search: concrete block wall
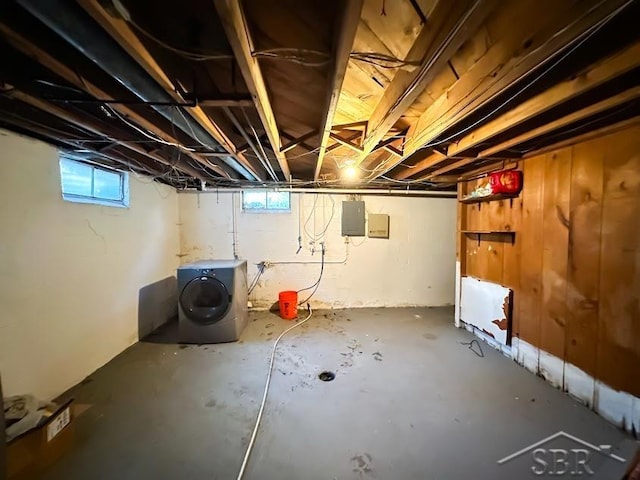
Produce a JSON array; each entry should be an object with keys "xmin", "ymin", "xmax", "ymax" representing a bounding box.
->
[{"xmin": 178, "ymin": 191, "xmax": 457, "ymax": 309}]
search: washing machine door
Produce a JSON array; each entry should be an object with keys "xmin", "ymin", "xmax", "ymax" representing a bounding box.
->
[{"xmin": 180, "ymin": 276, "xmax": 231, "ymax": 325}]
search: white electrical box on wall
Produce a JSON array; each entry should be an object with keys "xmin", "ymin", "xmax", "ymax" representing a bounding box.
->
[{"xmin": 368, "ymin": 213, "xmax": 390, "ymax": 238}]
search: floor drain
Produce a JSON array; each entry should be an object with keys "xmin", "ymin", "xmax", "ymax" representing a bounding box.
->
[{"xmin": 318, "ymin": 371, "xmax": 336, "ymax": 382}]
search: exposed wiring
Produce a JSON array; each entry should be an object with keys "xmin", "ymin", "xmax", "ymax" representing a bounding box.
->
[
  {"xmin": 114, "ymin": 1, "xmax": 329, "ymax": 68},
  {"xmin": 241, "ymin": 107, "xmax": 279, "ymax": 181},
  {"xmin": 244, "ymin": 145, "xmax": 323, "ymax": 161},
  {"xmin": 252, "ymin": 48, "xmax": 331, "ymax": 67},
  {"xmin": 348, "ymin": 236, "xmax": 367, "ymax": 247},
  {"xmin": 303, "ymin": 194, "xmax": 335, "ymax": 243},
  {"xmin": 236, "ymin": 305, "xmax": 313, "ymax": 480},
  {"xmin": 350, "ymin": 52, "xmax": 420, "ymax": 69},
  {"xmin": 171, "ymin": 106, "xmax": 214, "ymax": 150},
  {"xmin": 33, "ymin": 79, "xmax": 86, "ymax": 95},
  {"xmin": 296, "ymin": 244, "xmax": 326, "ymax": 305},
  {"xmin": 170, "ymin": 106, "xmax": 235, "ymax": 180},
  {"xmin": 379, "ymin": 175, "xmax": 436, "ymax": 185},
  {"xmin": 106, "ymin": 105, "xmax": 196, "ymax": 152},
  {"xmin": 132, "ymin": 21, "xmax": 233, "ymax": 61},
  {"xmin": 109, "ymin": 0, "xmax": 233, "ymax": 62}
]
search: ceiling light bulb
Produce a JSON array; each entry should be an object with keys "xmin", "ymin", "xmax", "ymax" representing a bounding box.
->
[{"xmin": 343, "ymin": 165, "xmax": 358, "ymax": 181}]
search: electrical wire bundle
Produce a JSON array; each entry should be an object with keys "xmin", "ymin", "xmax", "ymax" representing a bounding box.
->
[
  {"xmin": 349, "ymin": 51, "xmax": 421, "ymax": 69},
  {"xmin": 303, "ymin": 194, "xmax": 335, "ymax": 244},
  {"xmin": 252, "ymin": 48, "xmax": 330, "ymax": 67}
]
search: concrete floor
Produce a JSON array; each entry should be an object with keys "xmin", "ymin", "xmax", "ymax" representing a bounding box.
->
[{"xmin": 42, "ymin": 307, "xmax": 634, "ymax": 480}]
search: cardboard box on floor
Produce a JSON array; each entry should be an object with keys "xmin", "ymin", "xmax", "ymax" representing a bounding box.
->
[
  {"xmin": 624, "ymin": 446, "xmax": 640, "ymax": 480},
  {"xmin": 6, "ymin": 399, "xmax": 75, "ymax": 480}
]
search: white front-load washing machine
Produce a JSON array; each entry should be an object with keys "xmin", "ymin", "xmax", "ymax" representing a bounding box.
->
[{"xmin": 177, "ymin": 259, "xmax": 248, "ymax": 343}]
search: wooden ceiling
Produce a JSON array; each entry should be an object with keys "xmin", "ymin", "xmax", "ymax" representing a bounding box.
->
[{"xmin": 1, "ymin": 0, "xmax": 639, "ymax": 190}]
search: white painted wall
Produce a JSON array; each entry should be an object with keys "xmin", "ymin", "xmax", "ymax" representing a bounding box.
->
[
  {"xmin": 178, "ymin": 191, "xmax": 457, "ymax": 309},
  {"xmin": 0, "ymin": 130, "xmax": 179, "ymax": 400}
]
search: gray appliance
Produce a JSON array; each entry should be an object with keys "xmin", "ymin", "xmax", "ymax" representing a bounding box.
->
[{"xmin": 177, "ymin": 259, "xmax": 248, "ymax": 343}]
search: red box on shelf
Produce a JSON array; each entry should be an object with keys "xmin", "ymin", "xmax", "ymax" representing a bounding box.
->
[{"xmin": 489, "ymin": 170, "xmax": 523, "ymax": 195}]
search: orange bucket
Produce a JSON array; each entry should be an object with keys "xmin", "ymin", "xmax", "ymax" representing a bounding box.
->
[{"xmin": 278, "ymin": 291, "xmax": 298, "ymax": 320}]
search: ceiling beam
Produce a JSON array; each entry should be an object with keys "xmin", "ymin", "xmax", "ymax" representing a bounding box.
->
[
  {"xmin": 355, "ymin": 0, "xmax": 498, "ymax": 166},
  {"xmin": 7, "ymin": 88, "xmax": 212, "ymax": 181},
  {"xmin": 0, "ymin": 22, "xmax": 232, "ymax": 179},
  {"xmin": 449, "ymin": 42, "xmax": 640, "ymax": 157},
  {"xmin": 214, "ymin": 0, "xmax": 291, "ymax": 181},
  {"xmin": 522, "ymin": 115, "xmax": 640, "ymax": 159},
  {"xmin": 394, "ymin": 37, "xmax": 640, "ymax": 180},
  {"xmin": 313, "ymin": 0, "xmax": 364, "ymax": 180},
  {"xmin": 75, "ymin": 0, "xmax": 261, "ymax": 181},
  {"xmin": 402, "ymin": 0, "xmax": 634, "ymax": 159},
  {"xmin": 479, "ymin": 86, "xmax": 640, "ymax": 157}
]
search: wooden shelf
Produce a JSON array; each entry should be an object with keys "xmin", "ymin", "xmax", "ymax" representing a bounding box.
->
[
  {"xmin": 460, "ymin": 230, "xmax": 515, "ymax": 235},
  {"xmin": 460, "ymin": 230, "xmax": 516, "ymax": 245},
  {"xmin": 459, "ymin": 192, "xmax": 519, "ymax": 204}
]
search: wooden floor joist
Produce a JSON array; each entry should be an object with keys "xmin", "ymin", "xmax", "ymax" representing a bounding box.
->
[
  {"xmin": 399, "ymin": 40, "xmax": 640, "ymax": 180},
  {"xmin": 314, "ymin": 0, "xmax": 363, "ymax": 180},
  {"xmin": 355, "ymin": 0, "xmax": 498, "ymax": 166},
  {"xmin": 0, "ymin": 22, "xmax": 232, "ymax": 179},
  {"xmin": 213, "ymin": 0, "xmax": 291, "ymax": 181},
  {"xmin": 479, "ymin": 86, "xmax": 640, "ymax": 157},
  {"xmin": 522, "ymin": 115, "xmax": 640, "ymax": 159},
  {"xmin": 396, "ymin": 0, "xmax": 635, "ymax": 175},
  {"xmin": 77, "ymin": 0, "xmax": 262, "ymax": 181},
  {"xmin": 449, "ymin": 41, "xmax": 640, "ymax": 157},
  {"xmin": 8, "ymin": 88, "xmax": 212, "ymax": 181}
]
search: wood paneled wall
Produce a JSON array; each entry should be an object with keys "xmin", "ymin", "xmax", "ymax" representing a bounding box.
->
[{"xmin": 459, "ymin": 124, "xmax": 640, "ymax": 398}]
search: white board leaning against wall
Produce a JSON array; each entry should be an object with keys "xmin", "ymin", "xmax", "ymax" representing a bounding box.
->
[{"xmin": 460, "ymin": 276, "xmax": 512, "ymax": 346}]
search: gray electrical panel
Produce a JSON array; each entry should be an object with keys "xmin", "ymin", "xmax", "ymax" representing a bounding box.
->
[{"xmin": 342, "ymin": 201, "xmax": 366, "ymax": 236}]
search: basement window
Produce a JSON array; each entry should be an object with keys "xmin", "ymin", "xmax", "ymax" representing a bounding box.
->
[
  {"xmin": 59, "ymin": 157, "xmax": 129, "ymax": 208},
  {"xmin": 242, "ymin": 190, "xmax": 290, "ymax": 212}
]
